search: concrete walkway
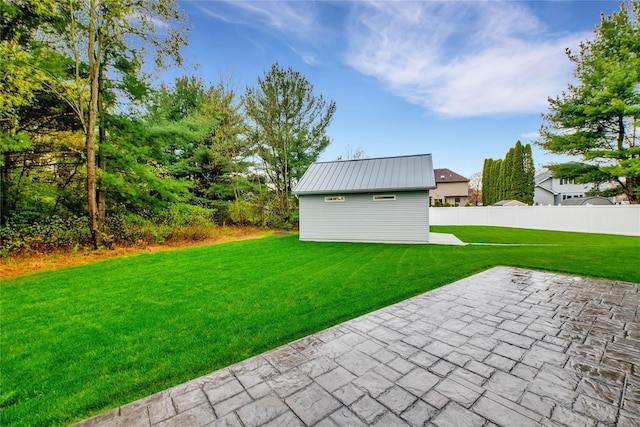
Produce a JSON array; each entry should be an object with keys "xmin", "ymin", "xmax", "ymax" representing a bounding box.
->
[
  {"xmin": 428, "ymin": 233, "xmax": 466, "ymax": 246},
  {"xmin": 75, "ymin": 267, "xmax": 639, "ymax": 427}
]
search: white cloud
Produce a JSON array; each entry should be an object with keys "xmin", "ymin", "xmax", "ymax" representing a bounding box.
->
[
  {"xmin": 196, "ymin": 1, "xmax": 320, "ymax": 41},
  {"xmin": 196, "ymin": 1, "xmax": 323, "ymax": 65},
  {"xmin": 345, "ymin": 1, "xmax": 587, "ymax": 118},
  {"xmin": 521, "ymin": 131, "xmax": 540, "ymax": 139},
  {"xmin": 289, "ymin": 46, "xmax": 319, "ymax": 66}
]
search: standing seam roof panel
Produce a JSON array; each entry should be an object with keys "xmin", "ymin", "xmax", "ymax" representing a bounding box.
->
[
  {"xmin": 293, "ymin": 154, "xmax": 436, "ymax": 194},
  {"xmin": 357, "ymin": 160, "xmax": 373, "ymax": 190},
  {"xmin": 329, "ymin": 162, "xmax": 343, "ymax": 190},
  {"xmin": 347, "ymin": 163, "xmax": 362, "ymax": 189},
  {"xmin": 340, "ymin": 160, "xmax": 355, "ymax": 190},
  {"xmin": 401, "ymin": 157, "xmax": 409, "ymax": 188},
  {"xmin": 384, "ymin": 158, "xmax": 394, "ymax": 189},
  {"xmin": 323, "ymin": 162, "xmax": 340, "ymax": 191},
  {"xmin": 370, "ymin": 160, "xmax": 381, "ymax": 190},
  {"xmin": 415, "ymin": 156, "xmax": 423, "ymax": 187}
]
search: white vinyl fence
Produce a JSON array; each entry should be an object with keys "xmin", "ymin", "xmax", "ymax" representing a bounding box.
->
[{"xmin": 429, "ymin": 205, "xmax": 640, "ymax": 237}]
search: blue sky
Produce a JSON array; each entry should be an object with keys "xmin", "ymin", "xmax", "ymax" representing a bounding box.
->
[{"xmin": 168, "ymin": 0, "xmax": 622, "ymax": 178}]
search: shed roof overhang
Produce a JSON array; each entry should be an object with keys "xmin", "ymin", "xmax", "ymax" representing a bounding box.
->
[{"xmin": 293, "ymin": 154, "xmax": 436, "ymax": 195}]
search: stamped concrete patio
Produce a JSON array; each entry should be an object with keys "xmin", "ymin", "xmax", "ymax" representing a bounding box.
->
[{"xmin": 75, "ymin": 267, "xmax": 639, "ymax": 427}]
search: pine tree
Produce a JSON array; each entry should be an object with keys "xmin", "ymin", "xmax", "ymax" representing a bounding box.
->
[
  {"xmin": 493, "ymin": 159, "xmax": 503, "ymax": 204},
  {"xmin": 504, "ymin": 147, "xmax": 515, "ymax": 199},
  {"xmin": 510, "ymin": 141, "xmax": 526, "ymax": 201},
  {"xmin": 523, "ymin": 144, "xmax": 535, "ymax": 205},
  {"xmin": 538, "ymin": 3, "xmax": 640, "ymax": 203},
  {"xmin": 482, "ymin": 158, "xmax": 493, "ymax": 206}
]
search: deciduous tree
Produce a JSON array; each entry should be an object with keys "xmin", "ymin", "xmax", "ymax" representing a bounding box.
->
[
  {"xmin": 52, "ymin": 0, "xmax": 188, "ymax": 246},
  {"xmin": 243, "ymin": 63, "xmax": 336, "ymax": 224},
  {"xmin": 468, "ymin": 172, "xmax": 482, "ymax": 206}
]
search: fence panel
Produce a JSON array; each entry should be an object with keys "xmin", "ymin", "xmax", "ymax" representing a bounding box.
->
[{"xmin": 429, "ymin": 205, "xmax": 640, "ymax": 236}]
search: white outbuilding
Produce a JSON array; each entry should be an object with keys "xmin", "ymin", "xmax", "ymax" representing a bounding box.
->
[{"xmin": 293, "ymin": 154, "xmax": 436, "ymax": 243}]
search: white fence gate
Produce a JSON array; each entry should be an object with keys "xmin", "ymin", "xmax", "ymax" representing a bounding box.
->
[{"xmin": 429, "ymin": 205, "xmax": 640, "ymax": 237}]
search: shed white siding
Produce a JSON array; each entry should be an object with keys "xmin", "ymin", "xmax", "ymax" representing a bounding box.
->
[{"xmin": 298, "ymin": 192, "xmax": 429, "ymax": 243}]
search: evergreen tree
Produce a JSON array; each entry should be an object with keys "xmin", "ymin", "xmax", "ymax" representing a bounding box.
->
[
  {"xmin": 510, "ymin": 141, "xmax": 526, "ymax": 201},
  {"xmin": 492, "ymin": 159, "xmax": 503, "ymax": 204},
  {"xmin": 482, "ymin": 158, "xmax": 493, "ymax": 205},
  {"xmin": 538, "ymin": 3, "xmax": 640, "ymax": 203},
  {"xmin": 504, "ymin": 147, "xmax": 515, "ymax": 199},
  {"xmin": 143, "ymin": 76, "xmax": 256, "ymax": 223},
  {"xmin": 481, "ymin": 140, "xmax": 535, "ymax": 205},
  {"xmin": 523, "ymin": 143, "xmax": 535, "ymax": 205}
]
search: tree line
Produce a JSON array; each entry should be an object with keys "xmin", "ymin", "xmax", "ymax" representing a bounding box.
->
[
  {"xmin": 1, "ymin": 1, "xmax": 335, "ymax": 254},
  {"xmin": 482, "ymin": 141, "xmax": 535, "ymax": 206}
]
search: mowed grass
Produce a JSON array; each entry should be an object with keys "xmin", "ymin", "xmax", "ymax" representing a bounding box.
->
[{"xmin": 1, "ymin": 226, "xmax": 639, "ymax": 426}]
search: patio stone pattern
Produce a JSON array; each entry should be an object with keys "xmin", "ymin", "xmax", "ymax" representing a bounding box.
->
[{"xmin": 73, "ymin": 267, "xmax": 639, "ymax": 426}]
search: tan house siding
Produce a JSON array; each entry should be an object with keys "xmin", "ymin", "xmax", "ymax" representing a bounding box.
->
[
  {"xmin": 431, "ymin": 168, "xmax": 469, "ymax": 206},
  {"xmin": 430, "ymin": 181, "xmax": 469, "ymax": 206}
]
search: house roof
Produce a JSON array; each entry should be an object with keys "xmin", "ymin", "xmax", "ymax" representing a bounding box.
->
[
  {"xmin": 534, "ymin": 170, "xmax": 559, "ymax": 195},
  {"xmin": 535, "ymin": 170, "xmax": 552, "ymax": 184},
  {"xmin": 434, "ymin": 168, "xmax": 468, "ymax": 183},
  {"xmin": 293, "ymin": 154, "xmax": 436, "ymax": 195},
  {"xmin": 535, "ymin": 184, "xmax": 559, "ymax": 196},
  {"xmin": 493, "ymin": 200, "xmax": 527, "ymax": 206},
  {"xmin": 560, "ymin": 196, "xmax": 613, "ymax": 205}
]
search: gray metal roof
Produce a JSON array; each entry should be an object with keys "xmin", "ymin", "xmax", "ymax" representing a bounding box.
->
[{"xmin": 293, "ymin": 154, "xmax": 435, "ymax": 195}]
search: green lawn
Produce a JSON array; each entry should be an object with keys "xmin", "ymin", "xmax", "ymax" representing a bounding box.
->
[{"xmin": 1, "ymin": 226, "xmax": 639, "ymax": 426}]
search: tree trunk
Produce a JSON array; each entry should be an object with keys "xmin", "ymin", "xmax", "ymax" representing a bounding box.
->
[
  {"xmin": 86, "ymin": 0, "xmax": 100, "ymax": 249},
  {"xmin": 97, "ymin": 60, "xmax": 107, "ymax": 239},
  {"xmin": 617, "ymin": 114, "xmax": 625, "ymax": 151}
]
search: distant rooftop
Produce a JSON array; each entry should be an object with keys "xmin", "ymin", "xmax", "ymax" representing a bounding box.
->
[
  {"xmin": 434, "ymin": 168, "xmax": 468, "ymax": 183},
  {"xmin": 535, "ymin": 170, "xmax": 552, "ymax": 184},
  {"xmin": 560, "ymin": 196, "xmax": 613, "ymax": 205},
  {"xmin": 293, "ymin": 154, "xmax": 436, "ymax": 195},
  {"xmin": 493, "ymin": 200, "xmax": 527, "ymax": 206}
]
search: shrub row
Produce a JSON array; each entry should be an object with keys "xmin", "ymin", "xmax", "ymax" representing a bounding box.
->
[
  {"xmin": 0, "ymin": 216, "xmax": 91, "ymax": 256},
  {"xmin": 0, "ymin": 200, "xmax": 301, "ymax": 256},
  {"xmin": 0, "ymin": 206, "xmax": 220, "ymax": 256}
]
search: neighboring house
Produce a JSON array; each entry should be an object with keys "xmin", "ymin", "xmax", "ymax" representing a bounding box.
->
[
  {"xmin": 534, "ymin": 170, "xmax": 594, "ymax": 205},
  {"xmin": 431, "ymin": 168, "xmax": 469, "ymax": 206},
  {"xmin": 293, "ymin": 154, "xmax": 436, "ymax": 243},
  {"xmin": 493, "ymin": 200, "xmax": 527, "ymax": 206}
]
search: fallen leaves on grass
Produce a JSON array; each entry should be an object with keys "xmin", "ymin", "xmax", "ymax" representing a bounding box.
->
[{"xmin": 1, "ymin": 226, "xmax": 270, "ymax": 280}]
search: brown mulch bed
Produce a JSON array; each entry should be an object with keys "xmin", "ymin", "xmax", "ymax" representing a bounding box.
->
[{"xmin": 1, "ymin": 226, "xmax": 271, "ymax": 281}]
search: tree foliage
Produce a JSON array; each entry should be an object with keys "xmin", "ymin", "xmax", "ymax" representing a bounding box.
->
[
  {"xmin": 538, "ymin": 2, "xmax": 640, "ymax": 203},
  {"xmin": 467, "ymin": 172, "xmax": 482, "ymax": 206},
  {"xmin": 143, "ymin": 76, "xmax": 259, "ymax": 223},
  {"xmin": 72, "ymin": 0, "xmax": 188, "ymax": 246},
  {"xmin": 243, "ymin": 63, "xmax": 336, "ymax": 224},
  {"xmin": 1, "ymin": 0, "xmax": 190, "ymax": 246},
  {"xmin": 1, "ymin": 8, "xmax": 336, "ymax": 256},
  {"xmin": 482, "ymin": 141, "xmax": 534, "ymax": 205}
]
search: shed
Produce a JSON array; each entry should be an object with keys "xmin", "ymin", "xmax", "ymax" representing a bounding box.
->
[{"xmin": 293, "ymin": 154, "xmax": 436, "ymax": 243}]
